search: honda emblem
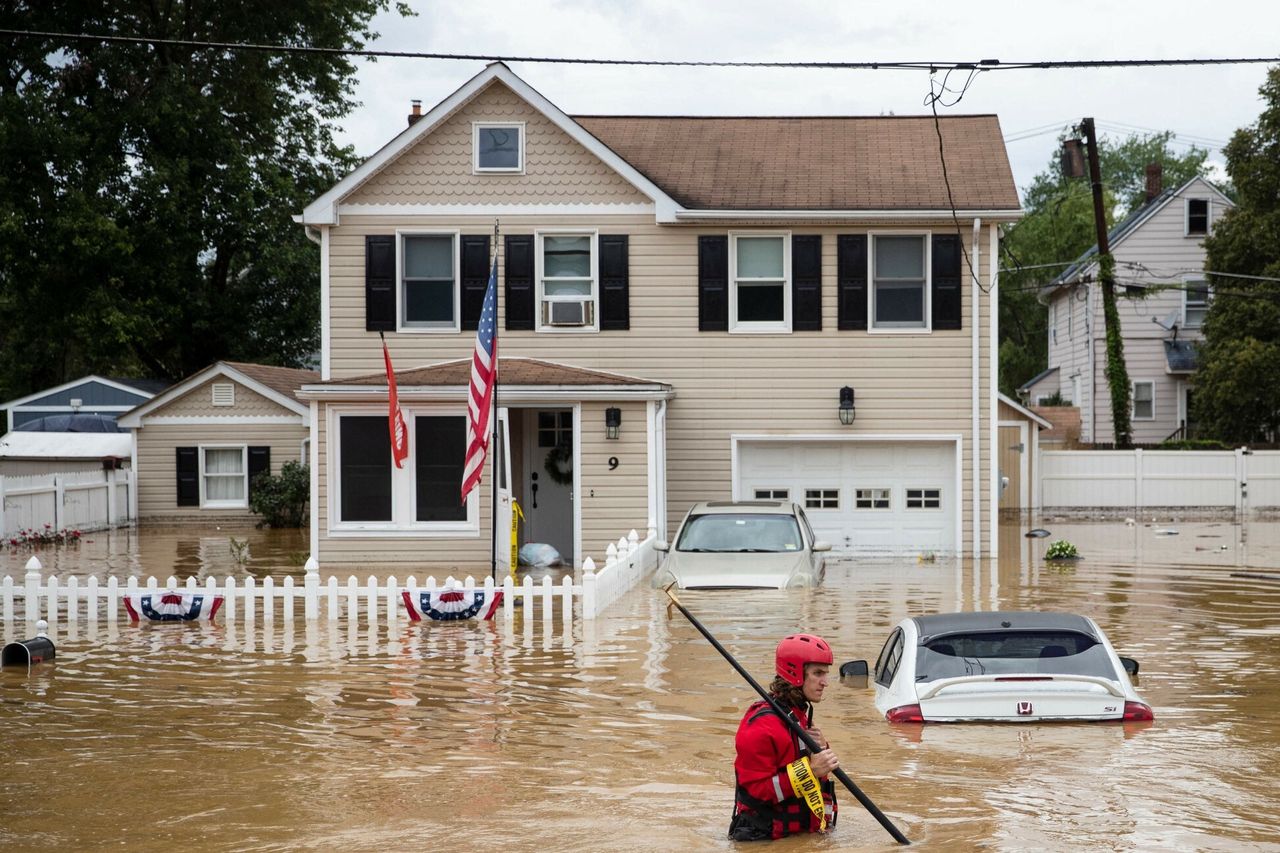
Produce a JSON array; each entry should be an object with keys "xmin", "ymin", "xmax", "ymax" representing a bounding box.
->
[{"xmin": 1016, "ymin": 701, "xmax": 1033, "ymax": 715}]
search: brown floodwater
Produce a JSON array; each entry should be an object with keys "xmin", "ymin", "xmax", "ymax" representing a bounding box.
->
[{"xmin": 2, "ymin": 520, "xmax": 1279, "ymax": 851}]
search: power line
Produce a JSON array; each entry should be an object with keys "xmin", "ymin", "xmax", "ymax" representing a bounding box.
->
[{"xmin": 3, "ymin": 29, "xmax": 1280, "ymax": 70}]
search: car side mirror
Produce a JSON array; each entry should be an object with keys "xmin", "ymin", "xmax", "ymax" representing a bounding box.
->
[
  {"xmin": 1119, "ymin": 656, "xmax": 1140, "ymax": 678},
  {"xmin": 840, "ymin": 660, "xmax": 868, "ymax": 677},
  {"xmin": 812, "ymin": 540, "xmax": 833, "ymax": 552},
  {"xmin": 654, "ymin": 540, "xmax": 669, "ymax": 552}
]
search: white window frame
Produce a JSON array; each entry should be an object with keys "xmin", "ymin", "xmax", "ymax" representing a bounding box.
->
[
  {"xmin": 328, "ymin": 406, "xmax": 479, "ymax": 536},
  {"xmin": 868, "ymin": 231, "xmax": 932, "ymax": 334},
  {"xmin": 804, "ymin": 488, "xmax": 840, "ymax": 510},
  {"xmin": 753, "ymin": 488, "xmax": 790, "ymax": 501},
  {"xmin": 396, "ymin": 229, "xmax": 460, "ymax": 333},
  {"xmin": 1182, "ymin": 277, "xmax": 1211, "ymax": 329},
  {"xmin": 1185, "ymin": 198, "xmax": 1210, "ymax": 237},
  {"xmin": 854, "ymin": 487, "xmax": 892, "ymax": 510},
  {"xmin": 472, "ymin": 121, "xmax": 525, "ymax": 174},
  {"xmin": 211, "ymin": 383, "xmax": 235, "ymax": 407},
  {"xmin": 904, "ymin": 487, "xmax": 943, "ymax": 511},
  {"xmin": 1132, "ymin": 380, "xmax": 1156, "ymax": 421},
  {"xmin": 729, "ymin": 231, "xmax": 792, "ymax": 334},
  {"xmin": 535, "ymin": 229, "xmax": 599, "ymax": 333},
  {"xmin": 199, "ymin": 444, "xmax": 248, "ymax": 509}
]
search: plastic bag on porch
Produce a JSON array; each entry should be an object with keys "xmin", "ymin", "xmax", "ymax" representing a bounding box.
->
[{"xmin": 519, "ymin": 543, "xmax": 564, "ymax": 568}]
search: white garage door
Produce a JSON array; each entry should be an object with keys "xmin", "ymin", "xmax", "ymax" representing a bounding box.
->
[{"xmin": 738, "ymin": 440, "xmax": 956, "ymax": 555}]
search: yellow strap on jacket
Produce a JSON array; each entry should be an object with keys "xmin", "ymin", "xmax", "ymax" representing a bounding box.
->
[{"xmin": 785, "ymin": 755, "xmax": 827, "ymax": 832}]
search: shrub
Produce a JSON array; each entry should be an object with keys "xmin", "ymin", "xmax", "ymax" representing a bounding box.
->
[
  {"xmin": 6, "ymin": 524, "xmax": 82, "ymax": 549},
  {"xmin": 1036, "ymin": 391, "xmax": 1070, "ymax": 407},
  {"xmin": 248, "ymin": 461, "xmax": 310, "ymax": 528},
  {"xmin": 1045, "ymin": 539, "xmax": 1080, "ymax": 560}
]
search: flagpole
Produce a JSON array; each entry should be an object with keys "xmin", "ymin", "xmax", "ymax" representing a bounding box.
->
[{"xmin": 490, "ymin": 219, "xmax": 501, "ymax": 583}]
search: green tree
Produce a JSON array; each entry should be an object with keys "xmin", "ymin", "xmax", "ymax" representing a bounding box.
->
[
  {"xmin": 0, "ymin": 2, "xmax": 407, "ymax": 401},
  {"xmin": 1195, "ymin": 67, "xmax": 1280, "ymax": 442},
  {"xmin": 999, "ymin": 131, "xmax": 1214, "ymax": 399}
]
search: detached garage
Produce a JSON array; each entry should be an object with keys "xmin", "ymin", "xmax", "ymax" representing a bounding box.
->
[{"xmin": 733, "ymin": 436, "xmax": 961, "ymax": 555}]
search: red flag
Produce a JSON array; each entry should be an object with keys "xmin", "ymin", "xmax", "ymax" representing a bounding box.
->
[{"xmin": 383, "ymin": 337, "xmax": 409, "ymax": 468}]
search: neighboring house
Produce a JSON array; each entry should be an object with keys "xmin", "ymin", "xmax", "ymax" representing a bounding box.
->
[
  {"xmin": 1, "ymin": 375, "xmax": 169, "ymax": 433},
  {"xmin": 295, "ymin": 62, "xmax": 1021, "ymax": 567},
  {"xmin": 0, "ymin": 431, "xmax": 132, "ymax": 477},
  {"xmin": 117, "ymin": 362, "xmax": 317, "ymax": 520},
  {"xmin": 1025, "ymin": 173, "xmax": 1233, "ymax": 445}
]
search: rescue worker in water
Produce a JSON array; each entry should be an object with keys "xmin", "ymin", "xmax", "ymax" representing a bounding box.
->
[{"xmin": 729, "ymin": 633, "xmax": 839, "ymax": 841}]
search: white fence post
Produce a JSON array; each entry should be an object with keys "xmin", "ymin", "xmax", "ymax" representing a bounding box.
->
[
  {"xmin": 582, "ymin": 557, "xmax": 597, "ymax": 620},
  {"xmin": 304, "ymin": 557, "xmax": 320, "ymax": 620},
  {"xmin": 106, "ymin": 468, "xmax": 118, "ymax": 525},
  {"xmin": 106, "ymin": 576, "xmax": 119, "ymax": 623},
  {"xmin": 24, "ymin": 555, "xmax": 42, "ymax": 624},
  {"xmin": 1134, "ymin": 448, "xmax": 1144, "ymax": 510},
  {"xmin": 53, "ymin": 475, "xmax": 63, "ymax": 531},
  {"xmin": 1236, "ymin": 446, "xmax": 1247, "ymax": 516},
  {"xmin": 66, "ymin": 576, "xmax": 79, "ymax": 623}
]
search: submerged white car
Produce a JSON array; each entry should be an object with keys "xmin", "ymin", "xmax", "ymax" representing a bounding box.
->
[
  {"xmin": 651, "ymin": 501, "xmax": 831, "ymax": 590},
  {"xmin": 846, "ymin": 611, "xmax": 1154, "ymax": 723}
]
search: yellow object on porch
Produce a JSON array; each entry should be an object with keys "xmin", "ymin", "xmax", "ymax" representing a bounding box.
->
[{"xmin": 510, "ymin": 499, "xmax": 525, "ymax": 581}]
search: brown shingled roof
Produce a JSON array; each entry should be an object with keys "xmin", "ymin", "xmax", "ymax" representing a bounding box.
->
[
  {"xmin": 573, "ymin": 115, "xmax": 1020, "ymax": 211},
  {"xmin": 313, "ymin": 358, "xmax": 668, "ymax": 388},
  {"xmin": 226, "ymin": 362, "xmax": 319, "ymax": 402}
]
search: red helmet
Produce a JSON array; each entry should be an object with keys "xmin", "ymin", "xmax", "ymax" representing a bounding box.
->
[{"xmin": 775, "ymin": 633, "xmax": 833, "ymax": 686}]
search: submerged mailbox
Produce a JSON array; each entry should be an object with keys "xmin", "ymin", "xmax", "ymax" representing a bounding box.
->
[{"xmin": 2, "ymin": 621, "xmax": 56, "ymax": 669}]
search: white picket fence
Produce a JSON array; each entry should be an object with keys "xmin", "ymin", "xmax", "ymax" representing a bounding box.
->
[
  {"xmin": 1040, "ymin": 448, "xmax": 1280, "ymax": 511},
  {"xmin": 1, "ymin": 527, "xmax": 659, "ymax": 631},
  {"xmin": 1, "ymin": 469, "xmax": 133, "ymax": 538}
]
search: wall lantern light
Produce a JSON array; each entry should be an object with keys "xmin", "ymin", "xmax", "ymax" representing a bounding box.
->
[
  {"xmin": 605, "ymin": 407, "xmax": 622, "ymax": 440},
  {"xmin": 838, "ymin": 386, "xmax": 856, "ymax": 425}
]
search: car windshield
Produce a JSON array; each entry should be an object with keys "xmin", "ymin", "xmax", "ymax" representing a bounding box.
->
[
  {"xmin": 913, "ymin": 630, "xmax": 1119, "ymax": 682},
  {"xmin": 675, "ymin": 513, "xmax": 803, "ymax": 553}
]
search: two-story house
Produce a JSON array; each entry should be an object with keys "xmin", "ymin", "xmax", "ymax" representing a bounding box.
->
[
  {"xmin": 1024, "ymin": 171, "xmax": 1233, "ymax": 445},
  {"xmin": 294, "ymin": 63, "xmax": 1021, "ymax": 569}
]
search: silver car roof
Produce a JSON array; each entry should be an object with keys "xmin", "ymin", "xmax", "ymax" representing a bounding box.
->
[
  {"xmin": 692, "ymin": 501, "xmax": 794, "ymax": 514},
  {"xmin": 911, "ymin": 611, "xmax": 1100, "ymax": 643}
]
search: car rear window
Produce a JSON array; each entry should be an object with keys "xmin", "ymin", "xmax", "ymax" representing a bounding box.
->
[
  {"xmin": 675, "ymin": 513, "xmax": 803, "ymax": 553},
  {"xmin": 914, "ymin": 630, "xmax": 1118, "ymax": 682}
]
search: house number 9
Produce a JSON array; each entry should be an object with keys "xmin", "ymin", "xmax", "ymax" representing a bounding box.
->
[{"xmin": 608, "ymin": 457, "xmax": 619, "ymax": 470}]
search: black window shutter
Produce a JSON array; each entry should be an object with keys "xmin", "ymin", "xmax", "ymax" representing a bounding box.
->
[
  {"xmin": 792, "ymin": 235, "xmax": 822, "ymax": 331},
  {"xmin": 248, "ymin": 446, "xmax": 271, "ymax": 499},
  {"xmin": 176, "ymin": 447, "xmax": 199, "ymax": 507},
  {"xmin": 504, "ymin": 235, "xmax": 535, "ymax": 330},
  {"xmin": 837, "ymin": 235, "xmax": 868, "ymax": 330},
  {"xmin": 365, "ymin": 235, "xmax": 396, "ymax": 332},
  {"xmin": 599, "ymin": 234, "xmax": 630, "ymax": 331},
  {"xmin": 460, "ymin": 235, "xmax": 491, "ymax": 331},
  {"xmin": 698, "ymin": 235, "xmax": 728, "ymax": 331},
  {"xmin": 931, "ymin": 233, "xmax": 963, "ymax": 330}
]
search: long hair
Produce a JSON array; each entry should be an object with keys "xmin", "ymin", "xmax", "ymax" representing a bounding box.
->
[{"xmin": 767, "ymin": 675, "xmax": 807, "ymax": 710}]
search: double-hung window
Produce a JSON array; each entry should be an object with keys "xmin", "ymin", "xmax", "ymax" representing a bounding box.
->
[
  {"xmin": 400, "ymin": 232, "xmax": 458, "ymax": 331},
  {"xmin": 1132, "ymin": 381, "xmax": 1155, "ymax": 421},
  {"xmin": 537, "ymin": 232, "xmax": 597, "ymax": 330},
  {"xmin": 201, "ymin": 446, "xmax": 247, "ymax": 508},
  {"xmin": 871, "ymin": 234, "xmax": 929, "ymax": 330},
  {"xmin": 730, "ymin": 234, "xmax": 790, "ymax": 332},
  {"xmin": 332, "ymin": 409, "xmax": 477, "ymax": 533},
  {"xmin": 1184, "ymin": 279, "xmax": 1211, "ymax": 328},
  {"xmin": 473, "ymin": 122, "xmax": 524, "ymax": 173}
]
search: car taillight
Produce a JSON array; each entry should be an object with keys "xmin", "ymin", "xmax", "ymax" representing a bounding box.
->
[
  {"xmin": 1122, "ymin": 701, "xmax": 1154, "ymax": 722},
  {"xmin": 886, "ymin": 704, "xmax": 924, "ymax": 723}
]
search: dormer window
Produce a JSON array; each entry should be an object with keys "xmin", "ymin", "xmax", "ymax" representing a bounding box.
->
[
  {"xmin": 473, "ymin": 122, "xmax": 524, "ymax": 173},
  {"xmin": 1186, "ymin": 198, "xmax": 1210, "ymax": 236}
]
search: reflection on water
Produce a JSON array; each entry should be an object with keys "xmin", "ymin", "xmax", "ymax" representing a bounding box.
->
[{"xmin": 2, "ymin": 522, "xmax": 1280, "ymax": 851}]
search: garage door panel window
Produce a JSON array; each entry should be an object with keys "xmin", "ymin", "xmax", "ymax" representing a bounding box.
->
[
  {"xmin": 805, "ymin": 488, "xmax": 839, "ymax": 509},
  {"xmin": 872, "ymin": 235, "xmax": 928, "ymax": 330},
  {"xmin": 905, "ymin": 488, "xmax": 942, "ymax": 510},
  {"xmin": 855, "ymin": 487, "xmax": 891, "ymax": 510},
  {"xmin": 753, "ymin": 488, "xmax": 790, "ymax": 501}
]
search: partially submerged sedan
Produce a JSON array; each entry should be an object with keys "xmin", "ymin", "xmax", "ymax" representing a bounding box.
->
[
  {"xmin": 651, "ymin": 501, "xmax": 831, "ymax": 589},
  {"xmin": 849, "ymin": 611, "xmax": 1154, "ymax": 723}
]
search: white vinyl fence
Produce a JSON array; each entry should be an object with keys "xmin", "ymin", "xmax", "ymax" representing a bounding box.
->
[
  {"xmin": 2, "ymin": 526, "xmax": 659, "ymax": 632},
  {"xmin": 1, "ymin": 469, "xmax": 133, "ymax": 538},
  {"xmin": 1039, "ymin": 448, "xmax": 1280, "ymax": 511}
]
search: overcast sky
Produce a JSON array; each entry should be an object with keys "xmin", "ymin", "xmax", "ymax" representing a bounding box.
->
[{"xmin": 334, "ymin": 0, "xmax": 1279, "ymax": 196}]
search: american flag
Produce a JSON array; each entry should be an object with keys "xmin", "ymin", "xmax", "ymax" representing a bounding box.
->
[{"xmin": 461, "ymin": 257, "xmax": 499, "ymax": 503}]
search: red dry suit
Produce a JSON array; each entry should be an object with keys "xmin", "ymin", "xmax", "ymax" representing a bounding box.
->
[{"xmin": 729, "ymin": 699, "xmax": 838, "ymax": 841}]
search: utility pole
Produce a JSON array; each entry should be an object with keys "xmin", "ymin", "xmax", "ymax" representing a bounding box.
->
[{"xmin": 1076, "ymin": 117, "xmax": 1132, "ymax": 448}]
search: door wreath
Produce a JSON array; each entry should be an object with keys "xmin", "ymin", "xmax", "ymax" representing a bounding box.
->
[{"xmin": 543, "ymin": 442, "xmax": 574, "ymax": 485}]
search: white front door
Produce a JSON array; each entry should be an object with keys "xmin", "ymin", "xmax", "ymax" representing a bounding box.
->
[
  {"xmin": 495, "ymin": 407, "xmax": 513, "ymax": 576},
  {"xmin": 738, "ymin": 440, "xmax": 957, "ymax": 555},
  {"xmin": 522, "ymin": 408, "xmax": 574, "ymax": 563}
]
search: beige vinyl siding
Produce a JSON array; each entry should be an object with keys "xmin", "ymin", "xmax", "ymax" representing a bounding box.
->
[
  {"xmin": 578, "ymin": 400, "xmax": 648, "ymax": 563},
  {"xmin": 135, "ymin": 423, "xmax": 308, "ymax": 518},
  {"xmin": 151, "ymin": 377, "xmax": 288, "ymax": 418},
  {"xmin": 322, "ymin": 216, "xmax": 995, "ymax": 560},
  {"xmin": 343, "ymin": 81, "xmax": 650, "ymax": 207}
]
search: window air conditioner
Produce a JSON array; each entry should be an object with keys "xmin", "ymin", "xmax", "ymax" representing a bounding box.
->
[{"xmin": 548, "ymin": 300, "xmax": 587, "ymax": 326}]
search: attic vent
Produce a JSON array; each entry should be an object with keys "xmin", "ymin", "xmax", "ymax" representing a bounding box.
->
[{"xmin": 211, "ymin": 383, "xmax": 235, "ymax": 407}]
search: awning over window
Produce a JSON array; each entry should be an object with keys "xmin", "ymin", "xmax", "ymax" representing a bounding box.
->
[{"xmin": 1164, "ymin": 340, "xmax": 1199, "ymax": 374}]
